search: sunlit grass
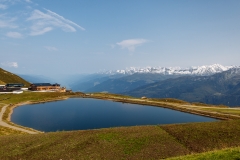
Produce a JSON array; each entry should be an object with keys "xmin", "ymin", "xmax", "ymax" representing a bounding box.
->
[
  {"xmin": 0, "ymin": 68, "xmax": 30, "ymax": 87},
  {"xmin": 0, "ymin": 126, "xmax": 26, "ymax": 135},
  {"xmin": 1, "ymin": 120, "xmax": 240, "ymax": 159},
  {"xmin": 0, "ymin": 92, "xmax": 76, "ymax": 104},
  {"xmin": 200, "ymin": 108, "xmax": 240, "ymax": 116},
  {"xmin": 1, "ymin": 92, "xmax": 240, "ymax": 159},
  {"xmin": 0, "ymin": 126, "xmax": 189, "ymax": 159},
  {"xmin": 161, "ymin": 120, "xmax": 240, "ymax": 153},
  {"xmin": 168, "ymin": 147, "xmax": 240, "ymax": 160}
]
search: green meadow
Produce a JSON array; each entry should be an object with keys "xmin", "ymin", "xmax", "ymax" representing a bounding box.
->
[
  {"xmin": 0, "ymin": 92, "xmax": 240, "ymax": 159},
  {"xmin": 1, "ymin": 121, "xmax": 240, "ymax": 159}
]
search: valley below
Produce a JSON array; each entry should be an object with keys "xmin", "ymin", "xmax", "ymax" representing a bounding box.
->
[
  {"xmin": 1, "ymin": 66, "xmax": 240, "ymax": 159},
  {"xmin": 67, "ymin": 65, "xmax": 240, "ymax": 107}
]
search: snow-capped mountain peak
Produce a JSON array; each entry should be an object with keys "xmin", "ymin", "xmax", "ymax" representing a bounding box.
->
[{"xmin": 102, "ymin": 64, "xmax": 238, "ymax": 76}]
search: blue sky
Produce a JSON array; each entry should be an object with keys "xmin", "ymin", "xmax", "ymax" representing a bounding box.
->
[{"xmin": 1, "ymin": 0, "xmax": 240, "ymax": 77}]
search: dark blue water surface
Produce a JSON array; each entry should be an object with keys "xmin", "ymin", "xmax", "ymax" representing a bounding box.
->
[{"xmin": 11, "ymin": 98, "xmax": 217, "ymax": 132}]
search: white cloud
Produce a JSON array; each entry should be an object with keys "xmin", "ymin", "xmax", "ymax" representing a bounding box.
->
[
  {"xmin": 1, "ymin": 62, "xmax": 18, "ymax": 68},
  {"xmin": 6, "ymin": 31, "xmax": 23, "ymax": 38},
  {"xmin": 44, "ymin": 46, "xmax": 58, "ymax": 51},
  {"xmin": 0, "ymin": 4, "xmax": 7, "ymax": 9},
  {"xmin": 45, "ymin": 9, "xmax": 85, "ymax": 31},
  {"xmin": 30, "ymin": 26, "xmax": 52, "ymax": 36},
  {"xmin": 25, "ymin": 0, "xmax": 32, "ymax": 3},
  {"xmin": 116, "ymin": 39, "xmax": 148, "ymax": 52},
  {"xmin": 0, "ymin": 16, "xmax": 18, "ymax": 28},
  {"xmin": 27, "ymin": 9, "xmax": 85, "ymax": 36}
]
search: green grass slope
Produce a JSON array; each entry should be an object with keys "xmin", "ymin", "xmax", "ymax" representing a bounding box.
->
[
  {"xmin": 0, "ymin": 126, "xmax": 190, "ymax": 160},
  {"xmin": 161, "ymin": 120, "xmax": 240, "ymax": 153},
  {"xmin": 1, "ymin": 120, "xmax": 240, "ymax": 159},
  {"xmin": 0, "ymin": 126, "xmax": 27, "ymax": 136},
  {"xmin": 0, "ymin": 68, "xmax": 30, "ymax": 87},
  {"xmin": 0, "ymin": 80, "xmax": 5, "ymax": 85},
  {"xmin": 168, "ymin": 147, "xmax": 240, "ymax": 160}
]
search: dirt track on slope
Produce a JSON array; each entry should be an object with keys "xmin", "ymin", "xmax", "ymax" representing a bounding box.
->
[{"xmin": 0, "ymin": 104, "xmax": 38, "ymax": 134}]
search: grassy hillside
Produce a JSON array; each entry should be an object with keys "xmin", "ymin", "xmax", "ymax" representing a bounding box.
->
[
  {"xmin": 0, "ymin": 126, "xmax": 27, "ymax": 136},
  {"xmin": 0, "ymin": 80, "xmax": 5, "ymax": 85},
  {"xmin": 0, "ymin": 92, "xmax": 76, "ymax": 105},
  {"xmin": 1, "ymin": 92, "xmax": 240, "ymax": 159},
  {"xmin": 1, "ymin": 120, "xmax": 240, "ymax": 159},
  {"xmin": 168, "ymin": 147, "xmax": 240, "ymax": 160},
  {"xmin": 161, "ymin": 120, "xmax": 240, "ymax": 153},
  {"xmin": 0, "ymin": 68, "xmax": 31, "ymax": 87}
]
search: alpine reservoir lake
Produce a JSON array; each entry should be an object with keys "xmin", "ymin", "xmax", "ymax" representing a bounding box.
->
[{"xmin": 11, "ymin": 98, "xmax": 217, "ymax": 132}]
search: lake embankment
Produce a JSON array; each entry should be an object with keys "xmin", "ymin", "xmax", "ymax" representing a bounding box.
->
[
  {"xmin": 11, "ymin": 98, "xmax": 216, "ymax": 132},
  {"xmin": 2, "ymin": 92, "xmax": 240, "ymax": 134},
  {"xmin": 87, "ymin": 93, "xmax": 240, "ymax": 120}
]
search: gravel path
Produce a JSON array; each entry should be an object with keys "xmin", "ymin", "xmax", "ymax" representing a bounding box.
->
[{"xmin": 0, "ymin": 104, "xmax": 38, "ymax": 134}]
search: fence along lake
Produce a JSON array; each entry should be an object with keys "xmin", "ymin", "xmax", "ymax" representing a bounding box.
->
[{"xmin": 11, "ymin": 98, "xmax": 217, "ymax": 132}]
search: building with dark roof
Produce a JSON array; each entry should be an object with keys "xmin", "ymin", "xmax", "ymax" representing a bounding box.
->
[
  {"xmin": 6, "ymin": 83, "xmax": 24, "ymax": 87},
  {"xmin": 0, "ymin": 83, "xmax": 24, "ymax": 93},
  {"xmin": 29, "ymin": 83, "xmax": 65, "ymax": 92}
]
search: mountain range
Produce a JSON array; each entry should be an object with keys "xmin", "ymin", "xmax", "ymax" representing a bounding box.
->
[
  {"xmin": 2, "ymin": 63, "xmax": 239, "ymax": 106},
  {"xmin": 68, "ymin": 64, "xmax": 240, "ymax": 106},
  {"xmin": 70, "ymin": 64, "xmax": 239, "ymax": 92},
  {"xmin": 101, "ymin": 64, "xmax": 235, "ymax": 76},
  {"xmin": 125, "ymin": 68, "xmax": 240, "ymax": 107}
]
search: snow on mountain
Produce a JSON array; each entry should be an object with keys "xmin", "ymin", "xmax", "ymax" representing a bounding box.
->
[{"xmin": 102, "ymin": 64, "xmax": 238, "ymax": 76}]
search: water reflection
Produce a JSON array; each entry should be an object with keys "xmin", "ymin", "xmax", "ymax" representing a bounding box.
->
[{"xmin": 11, "ymin": 98, "xmax": 216, "ymax": 132}]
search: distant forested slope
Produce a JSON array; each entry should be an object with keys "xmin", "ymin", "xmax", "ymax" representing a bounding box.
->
[{"xmin": 125, "ymin": 68, "xmax": 240, "ymax": 107}]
